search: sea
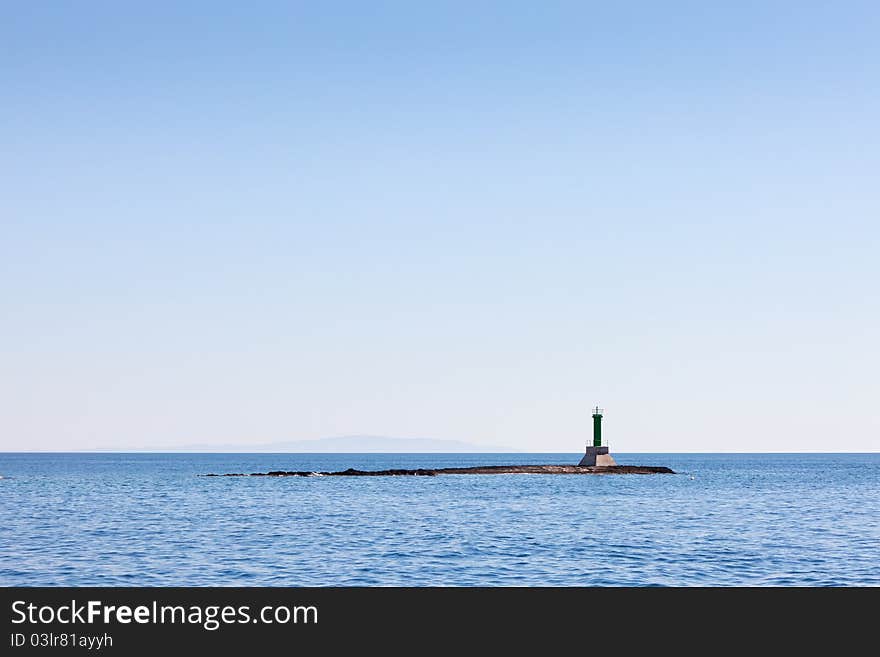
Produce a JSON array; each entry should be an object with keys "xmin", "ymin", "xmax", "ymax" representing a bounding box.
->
[{"xmin": 1, "ymin": 453, "xmax": 877, "ymax": 586}]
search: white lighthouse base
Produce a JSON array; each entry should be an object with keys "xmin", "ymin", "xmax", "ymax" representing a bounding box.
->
[{"xmin": 578, "ymin": 446, "xmax": 617, "ymax": 467}]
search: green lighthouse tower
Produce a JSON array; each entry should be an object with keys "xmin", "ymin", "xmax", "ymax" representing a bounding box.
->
[
  {"xmin": 578, "ymin": 404, "xmax": 616, "ymax": 466},
  {"xmin": 592, "ymin": 406, "xmax": 603, "ymax": 447}
]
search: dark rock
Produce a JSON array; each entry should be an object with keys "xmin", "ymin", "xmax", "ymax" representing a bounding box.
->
[{"xmin": 201, "ymin": 464, "xmax": 674, "ymax": 477}]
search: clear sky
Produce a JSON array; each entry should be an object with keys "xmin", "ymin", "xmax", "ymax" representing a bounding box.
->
[{"xmin": 2, "ymin": 2, "xmax": 878, "ymax": 452}]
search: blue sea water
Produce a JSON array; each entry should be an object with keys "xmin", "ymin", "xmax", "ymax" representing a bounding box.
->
[{"xmin": 0, "ymin": 453, "xmax": 877, "ymax": 586}]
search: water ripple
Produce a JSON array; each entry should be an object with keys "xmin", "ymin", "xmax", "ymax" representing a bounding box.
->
[{"xmin": 0, "ymin": 453, "xmax": 877, "ymax": 586}]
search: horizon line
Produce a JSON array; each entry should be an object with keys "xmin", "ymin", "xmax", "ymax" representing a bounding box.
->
[{"xmin": 2, "ymin": 450, "xmax": 878, "ymax": 455}]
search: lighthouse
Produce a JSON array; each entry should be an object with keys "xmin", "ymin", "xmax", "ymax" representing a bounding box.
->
[
  {"xmin": 592, "ymin": 406, "xmax": 603, "ymax": 446},
  {"xmin": 578, "ymin": 406, "xmax": 617, "ymax": 466}
]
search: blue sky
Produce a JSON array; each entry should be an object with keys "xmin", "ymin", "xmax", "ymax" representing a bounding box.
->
[{"xmin": 2, "ymin": 2, "xmax": 878, "ymax": 451}]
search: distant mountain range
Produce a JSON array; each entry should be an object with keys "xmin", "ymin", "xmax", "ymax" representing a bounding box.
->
[{"xmin": 85, "ymin": 435, "xmax": 519, "ymax": 453}]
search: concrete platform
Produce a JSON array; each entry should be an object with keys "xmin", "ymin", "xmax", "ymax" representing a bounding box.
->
[{"xmin": 579, "ymin": 446, "xmax": 617, "ymax": 466}]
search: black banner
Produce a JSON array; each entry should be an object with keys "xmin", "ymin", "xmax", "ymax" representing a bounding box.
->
[{"xmin": 1, "ymin": 587, "xmax": 872, "ymax": 654}]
